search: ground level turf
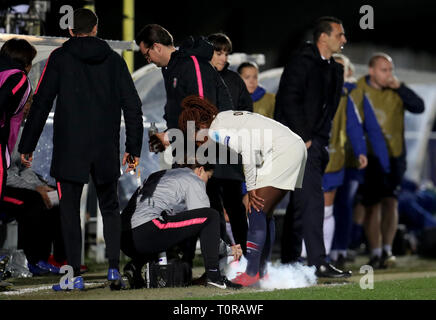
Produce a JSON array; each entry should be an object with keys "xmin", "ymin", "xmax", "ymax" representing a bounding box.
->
[{"xmin": 1, "ymin": 255, "xmax": 436, "ymax": 300}]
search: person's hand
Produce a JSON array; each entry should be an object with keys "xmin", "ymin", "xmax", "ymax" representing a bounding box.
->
[
  {"xmin": 149, "ymin": 132, "xmax": 169, "ymax": 153},
  {"xmin": 20, "ymin": 153, "xmax": 33, "ymax": 168},
  {"xmin": 122, "ymin": 153, "xmax": 140, "ymax": 173},
  {"xmin": 242, "ymin": 194, "xmax": 249, "ymax": 213},
  {"xmin": 35, "ymin": 185, "xmax": 54, "ymax": 209},
  {"xmin": 358, "ymin": 154, "xmax": 368, "ymax": 169},
  {"xmin": 247, "ymin": 189, "xmax": 264, "ymax": 214},
  {"xmin": 387, "ymin": 75, "xmax": 401, "ymax": 89},
  {"xmin": 305, "ymin": 140, "xmax": 312, "ymax": 149},
  {"xmin": 230, "ymin": 244, "xmax": 243, "ymax": 261}
]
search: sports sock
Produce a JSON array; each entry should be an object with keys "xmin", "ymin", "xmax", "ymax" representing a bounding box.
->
[
  {"xmin": 371, "ymin": 248, "xmax": 382, "ymax": 258},
  {"xmin": 323, "ymin": 205, "xmax": 335, "ymax": 255},
  {"xmin": 330, "ymin": 249, "xmax": 338, "ymax": 262},
  {"xmin": 259, "ymin": 217, "xmax": 276, "ymax": 278},
  {"xmin": 383, "ymin": 245, "xmax": 392, "ymax": 256},
  {"xmin": 245, "ymin": 208, "xmax": 267, "ymax": 276}
]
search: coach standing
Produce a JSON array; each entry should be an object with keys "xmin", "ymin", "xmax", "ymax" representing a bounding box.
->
[
  {"xmin": 274, "ymin": 17, "xmax": 350, "ymax": 277},
  {"xmin": 18, "ymin": 9, "xmax": 143, "ymax": 290}
]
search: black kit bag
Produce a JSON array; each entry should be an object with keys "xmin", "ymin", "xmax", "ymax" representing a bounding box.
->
[{"xmin": 147, "ymin": 258, "xmax": 192, "ymax": 288}]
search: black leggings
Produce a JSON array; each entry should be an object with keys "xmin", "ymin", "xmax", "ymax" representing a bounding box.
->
[
  {"xmin": 0, "ymin": 186, "xmax": 65, "ymax": 264},
  {"xmin": 123, "ymin": 207, "xmax": 220, "ymax": 273}
]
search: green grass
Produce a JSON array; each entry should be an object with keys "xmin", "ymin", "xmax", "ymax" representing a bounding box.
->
[
  {"xmin": 198, "ymin": 277, "xmax": 436, "ymax": 300},
  {"xmin": 3, "ymin": 255, "xmax": 436, "ymax": 300}
]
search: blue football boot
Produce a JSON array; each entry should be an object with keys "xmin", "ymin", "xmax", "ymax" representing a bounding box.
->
[
  {"xmin": 28, "ymin": 263, "xmax": 50, "ymax": 276},
  {"xmin": 52, "ymin": 276, "xmax": 85, "ymax": 291},
  {"xmin": 36, "ymin": 260, "xmax": 60, "ymax": 274},
  {"xmin": 108, "ymin": 268, "xmax": 126, "ymax": 290}
]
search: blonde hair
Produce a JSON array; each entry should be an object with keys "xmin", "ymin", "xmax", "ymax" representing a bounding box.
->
[{"xmin": 333, "ymin": 53, "xmax": 356, "ymax": 83}]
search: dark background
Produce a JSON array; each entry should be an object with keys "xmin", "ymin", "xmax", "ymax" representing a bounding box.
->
[{"xmin": 2, "ymin": 0, "xmax": 436, "ymax": 70}]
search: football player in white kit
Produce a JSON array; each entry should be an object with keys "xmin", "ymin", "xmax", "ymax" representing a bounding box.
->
[{"xmin": 178, "ymin": 95, "xmax": 307, "ymax": 286}]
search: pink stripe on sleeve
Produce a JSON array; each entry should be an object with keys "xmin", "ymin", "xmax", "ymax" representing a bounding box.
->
[
  {"xmin": 12, "ymin": 74, "xmax": 26, "ymax": 95},
  {"xmin": 3, "ymin": 196, "xmax": 24, "ymax": 205},
  {"xmin": 152, "ymin": 217, "xmax": 207, "ymax": 230},
  {"xmin": 190, "ymin": 56, "xmax": 204, "ymax": 98},
  {"xmin": 57, "ymin": 182, "xmax": 62, "ymax": 200}
]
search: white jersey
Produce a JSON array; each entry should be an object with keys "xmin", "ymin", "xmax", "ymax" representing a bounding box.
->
[{"xmin": 208, "ymin": 110, "xmax": 304, "ymax": 191}]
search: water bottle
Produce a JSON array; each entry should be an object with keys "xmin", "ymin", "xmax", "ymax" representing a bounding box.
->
[
  {"xmin": 149, "ymin": 122, "xmax": 158, "ymax": 137},
  {"xmin": 158, "ymin": 252, "xmax": 167, "ymax": 265},
  {"xmin": 148, "ymin": 122, "xmax": 159, "ymax": 152}
]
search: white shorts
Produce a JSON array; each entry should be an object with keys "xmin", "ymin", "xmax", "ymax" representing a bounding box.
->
[{"xmin": 255, "ymin": 137, "xmax": 307, "ymax": 191}]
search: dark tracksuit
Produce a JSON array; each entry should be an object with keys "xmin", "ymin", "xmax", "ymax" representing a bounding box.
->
[
  {"xmin": 0, "ymin": 56, "xmax": 30, "ymax": 200},
  {"xmin": 161, "ymin": 36, "xmax": 234, "ymax": 130},
  {"xmin": 207, "ymin": 63, "xmax": 253, "ymax": 253},
  {"xmin": 161, "ymin": 37, "xmax": 234, "ymax": 264},
  {"xmin": 0, "ymin": 186, "xmax": 65, "ymax": 264},
  {"xmin": 274, "ymin": 42, "xmax": 343, "ymax": 267},
  {"xmin": 18, "ymin": 36, "xmax": 143, "ymax": 276}
]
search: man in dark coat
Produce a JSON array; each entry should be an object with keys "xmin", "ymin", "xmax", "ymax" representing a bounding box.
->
[
  {"xmin": 18, "ymin": 9, "xmax": 143, "ymax": 290},
  {"xmin": 135, "ymin": 24, "xmax": 233, "ymax": 150},
  {"xmin": 274, "ymin": 16, "xmax": 351, "ymax": 278}
]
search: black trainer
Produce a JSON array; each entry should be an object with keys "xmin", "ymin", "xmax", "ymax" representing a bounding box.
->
[
  {"xmin": 123, "ymin": 261, "xmax": 146, "ymax": 289},
  {"xmin": 191, "ymin": 272, "xmax": 207, "ymax": 286},
  {"xmin": 206, "ymin": 276, "xmax": 243, "ymax": 290},
  {"xmin": 316, "ymin": 263, "xmax": 352, "ymax": 278},
  {"xmin": 333, "ymin": 254, "xmax": 346, "ymax": 270},
  {"xmin": 380, "ymin": 250, "xmax": 396, "ymax": 269},
  {"xmin": 367, "ymin": 255, "xmax": 382, "ymax": 269}
]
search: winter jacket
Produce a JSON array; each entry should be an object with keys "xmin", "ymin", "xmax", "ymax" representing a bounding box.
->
[
  {"xmin": 218, "ymin": 64, "xmax": 252, "ymax": 112},
  {"xmin": 18, "ymin": 36, "xmax": 143, "ymax": 185},
  {"xmin": 162, "ymin": 36, "xmax": 233, "ymax": 130},
  {"xmin": 274, "ymin": 42, "xmax": 343, "ymax": 145},
  {"xmin": 212, "ymin": 63, "xmax": 253, "ymax": 181},
  {"xmin": 0, "ymin": 55, "xmax": 31, "ymax": 163}
]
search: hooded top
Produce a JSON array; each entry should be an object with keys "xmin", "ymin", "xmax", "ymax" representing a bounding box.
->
[
  {"xmin": 274, "ymin": 42, "xmax": 343, "ymax": 145},
  {"xmin": 161, "ymin": 36, "xmax": 233, "ymax": 130},
  {"xmin": 62, "ymin": 36, "xmax": 112, "ymax": 64},
  {"xmin": 19, "ymin": 36, "xmax": 143, "ymax": 184},
  {"xmin": 218, "ymin": 63, "xmax": 252, "ymax": 112},
  {"xmin": 0, "ymin": 55, "xmax": 31, "ymax": 167}
]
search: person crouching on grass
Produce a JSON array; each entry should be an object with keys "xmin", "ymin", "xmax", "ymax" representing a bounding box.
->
[
  {"xmin": 120, "ymin": 161, "xmax": 242, "ymax": 290},
  {"xmin": 177, "ymin": 95, "xmax": 307, "ymax": 287}
]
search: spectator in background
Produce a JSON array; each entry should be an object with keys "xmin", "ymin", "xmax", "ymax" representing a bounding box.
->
[
  {"xmin": 18, "ymin": 8, "xmax": 143, "ymax": 291},
  {"xmin": 238, "ymin": 61, "xmax": 276, "ymax": 119},
  {"xmin": 206, "ymin": 32, "xmax": 252, "ymax": 253},
  {"xmin": 274, "ymin": 16, "xmax": 351, "ymax": 278},
  {"xmin": 135, "ymin": 24, "xmax": 233, "ymax": 152},
  {"xmin": 356, "ymin": 52, "xmax": 425, "ymax": 269},
  {"xmin": 323, "ymin": 54, "xmax": 390, "ymax": 269},
  {"xmin": 0, "ymin": 38, "xmax": 35, "ymax": 200}
]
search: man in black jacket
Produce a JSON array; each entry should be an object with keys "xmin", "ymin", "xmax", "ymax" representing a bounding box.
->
[
  {"xmin": 18, "ymin": 9, "xmax": 143, "ymax": 290},
  {"xmin": 135, "ymin": 24, "xmax": 233, "ymax": 151},
  {"xmin": 275, "ymin": 16, "xmax": 351, "ymax": 278}
]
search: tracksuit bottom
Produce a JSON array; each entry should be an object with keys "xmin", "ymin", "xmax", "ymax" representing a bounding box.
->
[
  {"xmin": 122, "ymin": 208, "xmax": 221, "ymax": 280},
  {"xmin": 57, "ymin": 179, "xmax": 120, "ymax": 277},
  {"xmin": 281, "ymin": 139, "xmax": 329, "ymax": 267},
  {"xmin": 0, "ymin": 186, "xmax": 65, "ymax": 264}
]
